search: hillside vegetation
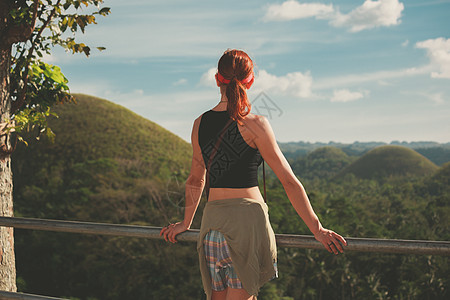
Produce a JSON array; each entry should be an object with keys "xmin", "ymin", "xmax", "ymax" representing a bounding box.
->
[{"xmin": 12, "ymin": 95, "xmax": 449, "ymax": 300}]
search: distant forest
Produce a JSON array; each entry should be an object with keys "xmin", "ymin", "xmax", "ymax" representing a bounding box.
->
[
  {"xmin": 12, "ymin": 95, "xmax": 449, "ymax": 300},
  {"xmin": 280, "ymin": 141, "xmax": 450, "ymax": 166}
]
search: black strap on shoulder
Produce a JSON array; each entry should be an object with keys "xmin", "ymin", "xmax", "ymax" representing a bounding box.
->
[{"xmin": 262, "ymin": 159, "xmax": 267, "ymax": 203}]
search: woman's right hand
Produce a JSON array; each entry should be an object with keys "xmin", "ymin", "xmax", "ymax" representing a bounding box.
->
[
  {"xmin": 314, "ymin": 228, "xmax": 347, "ymax": 255},
  {"xmin": 159, "ymin": 221, "xmax": 189, "ymax": 243}
]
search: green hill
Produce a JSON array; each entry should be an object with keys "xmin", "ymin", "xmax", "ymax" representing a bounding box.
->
[
  {"xmin": 14, "ymin": 93, "xmax": 191, "ymax": 181},
  {"xmin": 22, "ymin": 93, "xmax": 190, "ymax": 171},
  {"xmin": 339, "ymin": 145, "xmax": 438, "ymax": 180},
  {"xmin": 306, "ymin": 146, "xmax": 350, "ymax": 161},
  {"xmin": 13, "ymin": 93, "xmax": 192, "ymax": 221},
  {"xmin": 291, "ymin": 146, "xmax": 354, "ymax": 180}
]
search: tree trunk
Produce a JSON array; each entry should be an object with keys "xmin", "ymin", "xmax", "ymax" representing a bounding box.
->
[{"xmin": 0, "ymin": 44, "xmax": 16, "ymax": 291}]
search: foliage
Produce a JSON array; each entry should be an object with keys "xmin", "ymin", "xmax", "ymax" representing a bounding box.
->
[
  {"xmin": 12, "ymin": 95, "xmax": 449, "ymax": 299},
  {"xmin": 6, "ymin": 0, "xmax": 110, "ymax": 145}
]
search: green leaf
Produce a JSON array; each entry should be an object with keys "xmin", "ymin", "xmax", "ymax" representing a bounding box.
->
[
  {"xmin": 71, "ymin": 21, "xmax": 78, "ymax": 32},
  {"xmin": 98, "ymin": 7, "xmax": 110, "ymax": 15},
  {"xmin": 31, "ymin": 64, "xmax": 43, "ymax": 76},
  {"xmin": 17, "ymin": 136, "xmax": 28, "ymax": 147},
  {"xmin": 42, "ymin": 67, "xmax": 52, "ymax": 78},
  {"xmin": 82, "ymin": 46, "xmax": 91, "ymax": 56},
  {"xmin": 46, "ymin": 127, "xmax": 56, "ymax": 143},
  {"xmin": 50, "ymin": 71, "xmax": 66, "ymax": 84}
]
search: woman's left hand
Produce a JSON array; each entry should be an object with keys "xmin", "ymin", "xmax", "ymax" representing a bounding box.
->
[
  {"xmin": 314, "ymin": 228, "xmax": 347, "ymax": 255},
  {"xmin": 159, "ymin": 221, "xmax": 188, "ymax": 243}
]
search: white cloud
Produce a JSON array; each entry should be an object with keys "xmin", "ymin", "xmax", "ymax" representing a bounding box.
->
[
  {"xmin": 428, "ymin": 93, "xmax": 445, "ymax": 105},
  {"xmin": 314, "ymin": 65, "xmax": 432, "ymax": 89},
  {"xmin": 199, "ymin": 67, "xmax": 217, "ymax": 87},
  {"xmin": 331, "ymin": 0, "xmax": 404, "ymax": 32},
  {"xmin": 264, "ymin": 1, "xmax": 334, "ymax": 21},
  {"xmin": 253, "ymin": 70, "xmax": 313, "ymax": 99},
  {"xmin": 198, "ymin": 68, "xmax": 313, "ymax": 100},
  {"xmin": 416, "ymin": 37, "xmax": 450, "ymax": 79},
  {"xmin": 264, "ymin": 0, "xmax": 404, "ymax": 32},
  {"xmin": 173, "ymin": 78, "xmax": 188, "ymax": 86},
  {"xmin": 402, "ymin": 39, "xmax": 409, "ymax": 47},
  {"xmin": 330, "ymin": 89, "xmax": 366, "ymax": 102},
  {"xmin": 69, "ymin": 79, "xmax": 113, "ymax": 98}
]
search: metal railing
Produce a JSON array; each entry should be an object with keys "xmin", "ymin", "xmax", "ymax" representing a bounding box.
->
[
  {"xmin": 1, "ymin": 217, "xmax": 449, "ymax": 256},
  {"xmin": 0, "ymin": 291, "xmax": 66, "ymax": 300}
]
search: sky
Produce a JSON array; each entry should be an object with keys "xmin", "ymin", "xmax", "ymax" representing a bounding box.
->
[{"xmin": 48, "ymin": 0, "xmax": 450, "ymax": 144}]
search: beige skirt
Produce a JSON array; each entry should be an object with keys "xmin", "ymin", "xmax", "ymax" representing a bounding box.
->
[{"xmin": 197, "ymin": 198, "xmax": 278, "ymax": 300}]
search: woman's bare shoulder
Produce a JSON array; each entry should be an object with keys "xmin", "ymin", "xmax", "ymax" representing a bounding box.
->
[
  {"xmin": 243, "ymin": 113, "xmax": 270, "ymax": 131},
  {"xmin": 244, "ymin": 113, "xmax": 266, "ymax": 123}
]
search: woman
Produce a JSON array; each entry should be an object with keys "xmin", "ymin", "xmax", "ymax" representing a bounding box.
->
[{"xmin": 160, "ymin": 49, "xmax": 347, "ymax": 300}]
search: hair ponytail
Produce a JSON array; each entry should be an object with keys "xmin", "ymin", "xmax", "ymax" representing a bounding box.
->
[
  {"xmin": 217, "ymin": 50, "xmax": 253, "ymax": 124},
  {"xmin": 226, "ymin": 77, "xmax": 250, "ymax": 124}
]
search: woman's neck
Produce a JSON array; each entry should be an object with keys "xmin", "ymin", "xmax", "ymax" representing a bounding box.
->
[
  {"xmin": 213, "ymin": 86, "xmax": 228, "ymax": 110},
  {"xmin": 212, "ymin": 95, "xmax": 228, "ymax": 111}
]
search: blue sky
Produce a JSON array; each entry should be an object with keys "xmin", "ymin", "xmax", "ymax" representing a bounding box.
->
[{"xmin": 48, "ymin": 0, "xmax": 450, "ymax": 143}]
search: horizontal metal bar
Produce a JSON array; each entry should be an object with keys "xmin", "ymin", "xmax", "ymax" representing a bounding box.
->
[
  {"xmin": 1, "ymin": 217, "xmax": 449, "ymax": 256},
  {"xmin": 0, "ymin": 291, "xmax": 67, "ymax": 300}
]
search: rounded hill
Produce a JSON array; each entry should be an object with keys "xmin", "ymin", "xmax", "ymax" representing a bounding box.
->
[
  {"xmin": 307, "ymin": 146, "xmax": 350, "ymax": 161},
  {"xmin": 12, "ymin": 92, "xmax": 193, "ymax": 223},
  {"xmin": 291, "ymin": 146, "xmax": 353, "ymax": 180},
  {"xmin": 339, "ymin": 145, "xmax": 438, "ymax": 180},
  {"xmin": 14, "ymin": 93, "xmax": 191, "ymax": 178}
]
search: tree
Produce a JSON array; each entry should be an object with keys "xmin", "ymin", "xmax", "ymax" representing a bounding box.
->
[{"xmin": 0, "ymin": 0, "xmax": 109, "ymax": 291}]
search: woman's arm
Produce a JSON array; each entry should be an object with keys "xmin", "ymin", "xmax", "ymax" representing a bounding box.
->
[
  {"xmin": 251, "ymin": 116, "xmax": 347, "ymax": 254},
  {"xmin": 182, "ymin": 117, "xmax": 206, "ymax": 229},
  {"xmin": 160, "ymin": 116, "xmax": 206, "ymax": 243}
]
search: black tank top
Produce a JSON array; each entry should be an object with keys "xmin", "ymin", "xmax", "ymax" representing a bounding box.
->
[{"xmin": 198, "ymin": 110, "xmax": 262, "ymax": 188}]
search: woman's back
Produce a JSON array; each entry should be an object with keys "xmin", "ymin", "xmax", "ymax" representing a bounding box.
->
[
  {"xmin": 198, "ymin": 109, "xmax": 262, "ymax": 189},
  {"xmin": 192, "ymin": 108, "xmax": 265, "ymax": 202}
]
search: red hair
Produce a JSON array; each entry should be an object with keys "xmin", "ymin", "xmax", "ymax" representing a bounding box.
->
[{"xmin": 217, "ymin": 49, "xmax": 254, "ymax": 123}]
